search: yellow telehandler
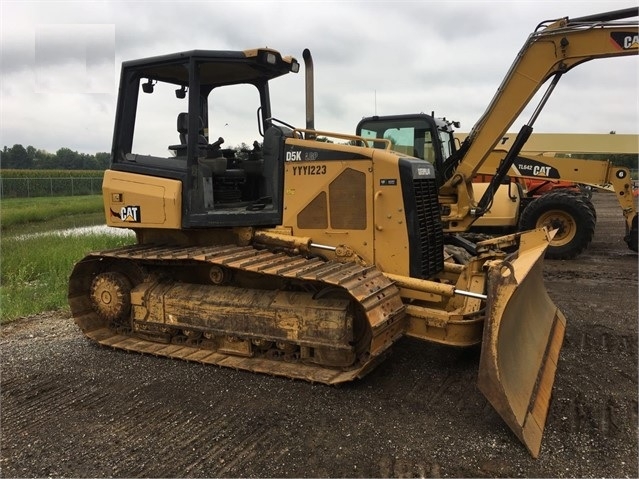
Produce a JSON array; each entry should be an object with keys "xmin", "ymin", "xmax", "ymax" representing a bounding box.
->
[{"xmin": 68, "ymin": 7, "xmax": 636, "ymax": 458}]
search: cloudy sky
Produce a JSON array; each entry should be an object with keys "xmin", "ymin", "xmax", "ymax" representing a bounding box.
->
[{"xmin": 1, "ymin": 0, "xmax": 637, "ymax": 156}]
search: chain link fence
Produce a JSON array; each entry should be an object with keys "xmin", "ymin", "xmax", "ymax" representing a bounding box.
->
[{"xmin": 0, "ymin": 177, "xmax": 103, "ymax": 199}]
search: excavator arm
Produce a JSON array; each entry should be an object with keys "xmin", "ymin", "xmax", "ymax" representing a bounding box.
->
[{"xmin": 440, "ymin": 7, "xmax": 638, "ymax": 209}]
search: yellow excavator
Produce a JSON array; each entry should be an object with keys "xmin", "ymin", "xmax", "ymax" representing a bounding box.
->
[
  {"xmin": 68, "ymin": 7, "xmax": 635, "ymax": 458},
  {"xmin": 357, "ymin": 8, "xmax": 638, "ymax": 259},
  {"xmin": 358, "ymin": 114, "xmax": 638, "ymax": 258}
]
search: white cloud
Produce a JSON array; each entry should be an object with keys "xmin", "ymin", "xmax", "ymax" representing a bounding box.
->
[
  {"xmin": 1, "ymin": 0, "xmax": 637, "ymax": 155},
  {"xmin": 34, "ymin": 24, "xmax": 115, "ymax": 94}
]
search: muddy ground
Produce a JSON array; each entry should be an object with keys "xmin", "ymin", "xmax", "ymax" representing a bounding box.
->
[{"xmin": 1, "ymin": 191, "xmax": 637, "ymax": 478}]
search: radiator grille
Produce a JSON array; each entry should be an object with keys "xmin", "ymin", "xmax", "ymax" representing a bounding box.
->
[{"xmin": 412, "ymin": 177, "xmax": 444, "ymax": 277}]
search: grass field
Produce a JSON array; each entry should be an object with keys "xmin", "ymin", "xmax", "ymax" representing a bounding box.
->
[
  {"xmin": 1, "ymin": 195, "xmax": 106, "ymax": 232},
  {"xmin": 1, "ymin": 195, "xmax": 135, "ymax": 322}
]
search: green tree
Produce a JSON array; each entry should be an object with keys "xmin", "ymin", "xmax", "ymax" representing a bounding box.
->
[
  {"xmin": 26, "ymin": 146, "xmax": 37, "ymax": 168},
  {"xmin": 2, "ymin": 144, "xmax": 112, "ymax": 170},
  {"xmin": 610, "ymin": 154, "xmax": 638, "ymax": 169},
  {"xmin": 95, "ymin": 152, "xmax": 111, "ymax": 169},
  {"xmin": 55, "ymin": 147, "xmax": 82, "ymax": 169},
  {"xmin": 80, "ymin": 153, "xmax": 98, "ymax": 169},
  {"xmin": 1, "ymin": 144, "xmax": 30, "ymax": 169},
  {"xmin": 0, "ymin": 146, "xmax": 10, "ymax": 168},
  {"xmin": 33, "ymin": 149, "xmax": 58, "ymax": 169}
]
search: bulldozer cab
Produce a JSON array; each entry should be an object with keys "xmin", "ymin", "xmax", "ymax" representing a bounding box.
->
[{"xmin": 109, "ymin": 48, "xmax": 299, "ymax": 228}]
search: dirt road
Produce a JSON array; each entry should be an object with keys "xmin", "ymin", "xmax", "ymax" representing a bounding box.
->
[{"xmin": 1, "ymin": 191, "xmax": 637, "ymax": 478}]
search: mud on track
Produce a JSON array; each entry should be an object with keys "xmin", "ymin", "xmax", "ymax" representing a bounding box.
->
[{"xmin": 1, "ymin": 191, "xmax": 637, "ymax": 478}]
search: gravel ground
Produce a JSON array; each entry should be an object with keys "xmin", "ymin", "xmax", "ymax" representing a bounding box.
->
[{"xmin": 1, "ymin": 191, "xmax": 637, "ymax": 478}]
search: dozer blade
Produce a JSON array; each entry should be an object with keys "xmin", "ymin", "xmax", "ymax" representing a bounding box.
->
[{"xmin": 477, "ymin": 228, "xmax": 566, "ymax": 458}]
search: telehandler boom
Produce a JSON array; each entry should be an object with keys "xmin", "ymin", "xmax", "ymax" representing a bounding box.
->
[
  {"xmin": 357, "ymin": 7, "xmax": 638, "ymax": 258},
  {"xmin": 67, "ymin": 9, "xmax": 638, "ymax": 458},
  {"xmin": 456, "ymin": 132, "xmax": 639, "ymax": 156}
]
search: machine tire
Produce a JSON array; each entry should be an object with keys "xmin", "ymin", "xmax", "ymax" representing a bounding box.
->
[
  {"xmin": 519, "ymin": 190, "xmax": 596, "ymax": 260},
  {"xmin": 553, "ymin": 188, "xmax": 597, "ymax": 221},
  {"xmin": 585, "ymin": 196, "xmax": 597, "ymax": 222},
  {"xmin": 626, "ymin": 214, "xmax": 638, "ymax": 252}
]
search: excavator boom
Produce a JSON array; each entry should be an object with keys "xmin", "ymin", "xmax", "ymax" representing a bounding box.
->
[
  {"xmin": 356, "ymin": 9, "xmax": 638, "ymax": 250},
  {"xmin": 443, "ymin": 8, "xmax": 638, "ymax": 191}
]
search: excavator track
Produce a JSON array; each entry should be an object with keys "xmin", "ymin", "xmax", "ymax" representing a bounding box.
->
[{"xmin": 69, "ymin": 243, "xmax": 406, "ymax": 385}]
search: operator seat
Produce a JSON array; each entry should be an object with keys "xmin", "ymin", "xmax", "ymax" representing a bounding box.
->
[{"xmin": 169, "ymin": 112, "xmax": 208, "ymax": 156}]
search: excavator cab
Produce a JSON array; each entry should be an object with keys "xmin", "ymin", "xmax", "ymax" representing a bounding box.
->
[
  {"xmin": 357, "ymin": 113, "xmax": 527, "ymax": 231},
  {"xmin": 106, "ymin": 48, "xmax": 300, "ymax": 230},
  {"xmin": 357, "ymin": 113, "xmax": 457, "ymax": 181}
]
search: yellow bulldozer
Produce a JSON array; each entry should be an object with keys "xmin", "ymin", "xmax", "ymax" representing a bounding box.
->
[{"xmin": 68, "ymin": 7, "xmax": 636, "ymax": 457}]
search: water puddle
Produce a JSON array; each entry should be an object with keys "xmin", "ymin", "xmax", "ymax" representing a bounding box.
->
[{"xmin": 15, "ymin": 225, "xmax": 135, "ymax": 240}]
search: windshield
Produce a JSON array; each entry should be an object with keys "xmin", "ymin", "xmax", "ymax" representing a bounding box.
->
[
  {"xmin": 438, "ymin": 128, "xmax": 455, "ymax": 161},
  {"xmin": 359, "ymin": 124, "xmax": 437, "ymax": 161}
]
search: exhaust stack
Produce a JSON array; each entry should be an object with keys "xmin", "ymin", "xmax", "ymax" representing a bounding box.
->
[{"xmin": 303, "ymin": 49, "xmax": 315, "ymax": 138}]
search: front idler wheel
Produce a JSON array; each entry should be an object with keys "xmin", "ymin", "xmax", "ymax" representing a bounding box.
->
[{"xmin": 90, "ymin": 272, "xmax": 133, "ymax": 324}]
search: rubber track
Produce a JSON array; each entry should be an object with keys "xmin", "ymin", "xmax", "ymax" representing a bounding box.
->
[{"xmin": 69, "ymin": 244, "xmax": 406, "ymax": 385}]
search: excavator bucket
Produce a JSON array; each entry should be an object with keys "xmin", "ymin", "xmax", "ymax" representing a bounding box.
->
[{"xmin": 477, "ymin": 228, "xmax": 566, "ymax": 458}]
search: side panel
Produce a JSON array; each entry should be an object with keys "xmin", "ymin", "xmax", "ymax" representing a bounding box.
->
[
  {"xmin": 280, "ymin": 142, "xmax": 444, "ymax": 279},
  {"xmin": 471, "ymin": 183, "xmax": 521, "ymax": 227},
  {"xmin": 368, "ymin": 151, "xmax": 412, "ymax": 277},
  {"xmin": 281, "ymin": 141, "xmax": 375, "ymax": 265},
  {"xmin": 103, "ymin": 170, "xmax": 182, "ymax": 229}
]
